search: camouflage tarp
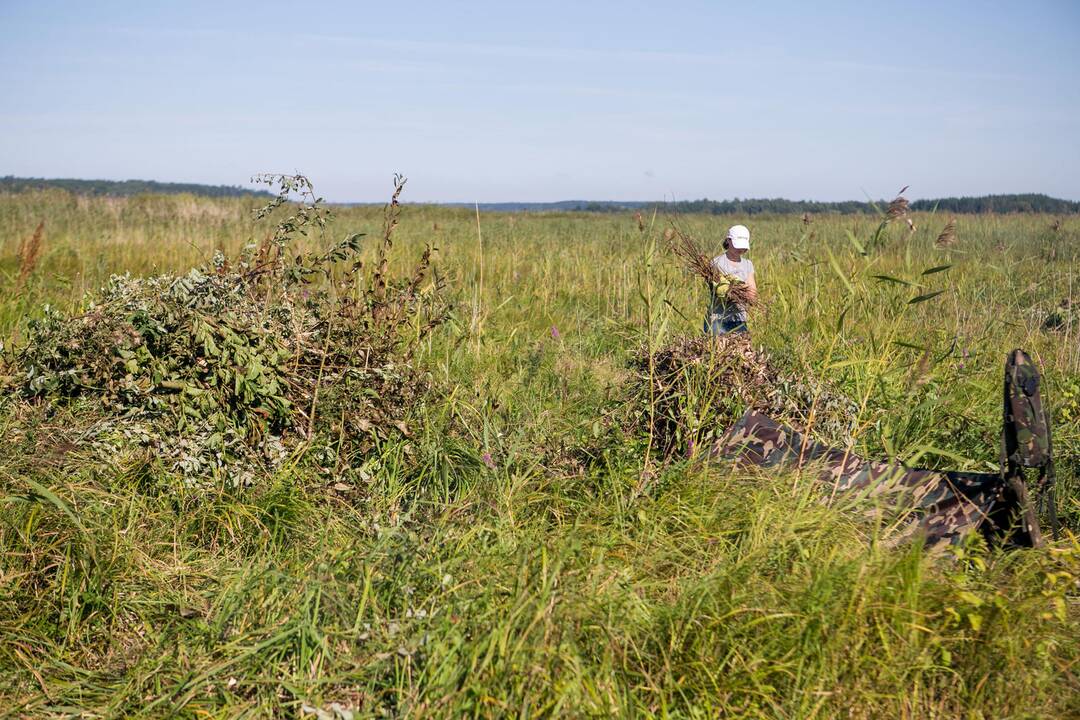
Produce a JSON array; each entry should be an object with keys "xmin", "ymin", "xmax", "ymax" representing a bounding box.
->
[
  {"xmin": 1003, "ymin": 349, "xmax": 1056, "ymax": 540},
  {"xmin": 1005, "ymin": 349, "xmax": 1051, "ymax": 467},
  {"xmin": 712, "ymin": 410, "xmax": 1039, "ymax": 549}
]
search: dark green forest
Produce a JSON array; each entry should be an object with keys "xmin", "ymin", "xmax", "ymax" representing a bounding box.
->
[{"xmin": 0, "ymin": 176, "xmax": 272, "ymax": 198}]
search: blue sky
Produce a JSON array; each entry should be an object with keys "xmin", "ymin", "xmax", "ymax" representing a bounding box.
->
[{"xmin": 1, "ymin": 1, "xmax": 1078, "ymax": 202}]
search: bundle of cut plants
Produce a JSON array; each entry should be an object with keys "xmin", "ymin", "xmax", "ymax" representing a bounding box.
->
[
  {"xmin": 666, "ymin": 225, "xmax": 756, "ymax": 307},
  {"xmin": 0, "ymin": 174, "xmax": 451, "ymax": 489},
  {"xmin": 628, "ymin": 333, "xmax": 856, "ymax": 461}
]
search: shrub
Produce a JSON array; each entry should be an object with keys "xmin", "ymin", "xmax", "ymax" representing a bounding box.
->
[{"xmin": 1, "ymin": 175, "xmax": 450, "ymax": 488}]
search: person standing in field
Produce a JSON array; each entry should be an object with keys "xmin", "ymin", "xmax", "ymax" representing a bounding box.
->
[{"xmin": 704, "ymin": 224, "xmax": 757, "ymax": 335}]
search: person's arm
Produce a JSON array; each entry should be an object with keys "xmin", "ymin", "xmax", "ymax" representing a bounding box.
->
[{"xmin": 744, "ymin": 270, "xmax": 758, "ymax": 304}]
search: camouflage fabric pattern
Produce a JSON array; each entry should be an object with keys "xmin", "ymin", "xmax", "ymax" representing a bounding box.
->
[
  {"xmin": 1001, "ymin": 348, "xmax": 1055, "ymax": 541},
  {"xmin": 1003, "ymin": 349, "xmax": 1050, "ymax": 467},
  {"xmin": 712, "ymin": 410, "xmax": 1037, "ymax": 548}
]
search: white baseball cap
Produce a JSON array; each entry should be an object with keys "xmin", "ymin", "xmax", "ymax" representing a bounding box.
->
[{"xmin": 726, "ymin": 224, "xmax": 750, "ymax": 250}]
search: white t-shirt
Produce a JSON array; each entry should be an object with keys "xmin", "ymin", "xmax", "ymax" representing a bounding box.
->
[{"xmin": 709, "ymin": 255, "xmax": 754, "ymax": 322}]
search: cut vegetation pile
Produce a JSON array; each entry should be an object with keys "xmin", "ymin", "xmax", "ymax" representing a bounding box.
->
[
  {"xmin": 0, "ymin": 175, "xmax": 450, "ymax": 488},
  {"xmin": 629, "ymin": 333, "xmax": 858, "ymax": 459}
]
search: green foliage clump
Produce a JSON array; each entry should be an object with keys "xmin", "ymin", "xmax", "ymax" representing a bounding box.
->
[
  {"xmin": 9, "ymin": 270, "xmax": 295, "ymax": 482},
  {"xmin": 1, "ymin": 175, "xmax": 449, "ymax": 487}
]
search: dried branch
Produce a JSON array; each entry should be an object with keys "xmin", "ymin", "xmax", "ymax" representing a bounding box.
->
[{"xmin": 665, "ymin": 223, "xmax": 755, "ymax": 306}]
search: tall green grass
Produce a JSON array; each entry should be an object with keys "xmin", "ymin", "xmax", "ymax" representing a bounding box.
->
[{"xmin": 1, "ymin": 191, "xmax": 1078, "ymax": 717}]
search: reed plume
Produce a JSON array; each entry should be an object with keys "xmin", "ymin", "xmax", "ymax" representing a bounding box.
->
[
  {"xmin": 865, "ymin": 186, "xmax": 911, "ymax": 254},
  {"xmin": 935, "ymin": 217, "xmax": 958, "ymax": 247},
  {"xmin": 886, "ymin": 187, "xmax": 910, "ymax": 221},
  {"xmin": 16, "ymin": 221, "xmax": 44, "ymax": 290}
]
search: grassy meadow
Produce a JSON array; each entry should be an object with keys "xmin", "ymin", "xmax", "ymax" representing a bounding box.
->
[{"xmin": 1, "ymin": 188, "xmax": 1079, "ymax": 718}]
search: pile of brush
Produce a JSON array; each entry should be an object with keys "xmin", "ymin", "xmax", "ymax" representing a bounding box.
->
[
  {"xmin": 0, "ymin": 175, "xmax": 451, "ymax": 489},
  {"xmin": 665, "ymin": 225, "xmax": 756, "ymax": 307},
  {"xmin": 628, "ymin": 334, "xmax": 857, "ymax": 460}
]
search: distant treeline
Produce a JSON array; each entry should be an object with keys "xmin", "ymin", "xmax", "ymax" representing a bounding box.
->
[
  {"xmin": 3, "ymin": 176, "xmax": 1077, "ymax": 214},
  {"xmin": 534, "ymin": 193, "xmax": 1080, "ymax": 215},
  {"xmin": 911, "ymin": 194, "xmax": 1080, "ymax": 214},
  {"xmin": 0, "ymin": 176, "xmax": 272, "ymax": 198}
]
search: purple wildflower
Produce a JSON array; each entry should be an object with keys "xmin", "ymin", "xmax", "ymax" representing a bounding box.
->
[
  {"xmin": 550, "ymin": 325, "xmax": 560, "ymax": 340},
  {"xmin": 482, "ymin": 452, "xmax": 496, "ymax": 469}
]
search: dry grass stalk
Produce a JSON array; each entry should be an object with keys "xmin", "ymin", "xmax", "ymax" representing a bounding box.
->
[
  {"xmin": 665, "ymin": 224, "xmax": 755, "ymax": 306},
  {"xmin": 935, "ymin": 217, "xmax": 958, "ymax": 247},
  {"xmin": 16, "ymin": 221, "xmax": 44, "ymax": 290},
  {"xmin": 901, "ymin": 217, "xmax": 917, "ymax": 246},
  {"xmin": 255, "ymin": 232, "xmax": 273, "ymax": 268},
  {"xmin": 906, "ymin": 348, "xmax": 933, "ymax": 390},
  {"xmin": 373, "ymin": 174, "xmax": 407, "ymax": 304}
]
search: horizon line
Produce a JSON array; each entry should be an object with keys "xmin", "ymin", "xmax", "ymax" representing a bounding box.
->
[{"xmin": 4, "ymin": 175, "xmax": 1080, "ymax": 206}]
